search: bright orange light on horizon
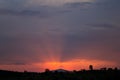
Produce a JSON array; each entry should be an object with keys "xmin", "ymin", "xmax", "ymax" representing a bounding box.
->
[
  {"xmin": 0, "ymin": 59, "xmax": 117, "ymax": 72},
  {"xmin": 35, "ymin": 59, "xmax": 117, "ymax": 71}
]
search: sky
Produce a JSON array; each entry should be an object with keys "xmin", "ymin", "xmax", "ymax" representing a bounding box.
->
[{"xmin": 0, "ymin": 0, "xmax": 120, "ymax": 72}]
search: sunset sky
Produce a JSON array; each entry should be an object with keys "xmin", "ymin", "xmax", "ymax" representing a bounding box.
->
[{"xmin": 0, "ymin": 0, "xmax": 120, "ymax": 72}]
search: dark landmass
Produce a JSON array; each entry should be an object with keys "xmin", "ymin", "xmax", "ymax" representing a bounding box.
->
[{"xmin": 0, "ymin": 68, "xmax": 120, "ymax": 80}]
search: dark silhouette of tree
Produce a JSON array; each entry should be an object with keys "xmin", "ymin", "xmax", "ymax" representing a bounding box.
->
[
  {"xmin": 100, "ymin": 67, "xmax": 107, "ymax": 70},
  {"xmin": 108, "ymin": 68, "xmax": 113, "ymax": 71},
  {"xmin": 24, "ymin": 70, "xmax": 28, "ymax": 73},
  {"xmin": 114, "ymin": 67, "xmax": 118, "ymax": 70},
  {"xmin": 89, "ymin": 65, "xmax": 93, "ymax": 70},
  {"xmin": 45, "ymin": 69, "xmax": 50, "ymax": 73}
]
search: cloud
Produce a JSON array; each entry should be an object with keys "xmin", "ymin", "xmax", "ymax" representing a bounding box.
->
[
  {"xmin": 0, "ymin": 8, "xmax": 49, "ymax": 17},
  {"xmin": 26, "ymin": 0, "xmax": 96, "ymax": 6},
  {"xmin": 0, "ymin": 0, "xmax": 96, "ymax": 17},
  {"xmin": 87, "ymin": 23, "xmax": 119, "ymax": 30},
  {"xmin": 0, "ymin": 62, "xmax": 26, "ymax": 65},
  {"xmin": 64, "ymin": 2, "xmax": 93, "ymax": 8},
  {"xmin": 0, "ymin": 0, "xmax": 28, "ymax": 10},
  {"xmin": 0, "ymin": 0, "xmax": 96, "ymax": 9}
]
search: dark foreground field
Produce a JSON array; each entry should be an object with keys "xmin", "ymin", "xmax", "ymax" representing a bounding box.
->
[{"xmin": 0, "ymin": 69, "xmax": 120, "ymax": 80}]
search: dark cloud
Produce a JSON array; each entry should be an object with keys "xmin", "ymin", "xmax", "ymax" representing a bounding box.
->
[
  {"xmin": 0, "ymin": 8, "xmax": 49, "ymax": 17},
  {"xmin": 64, "ymin": 2, "xmax": 93, "ymax": 8},
  {"xmin": 87, "ymin": 23, "xmax": 119, "ymax": 29},
  {"xmin": 0, "ymin": 0, "xmax": 28, "ymax": 9},
  {"xmin": 0, "ymin": 62, "xmax": 27, "ymax": 65}
]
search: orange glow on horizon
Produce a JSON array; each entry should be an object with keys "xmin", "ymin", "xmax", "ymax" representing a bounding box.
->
[
  {"xmin": 35, "ymin": 59, "xmax": 117, "ymax": 71},
  {"xmin": 0, "ymin": 59, "xmax": 117, "ymax": 72}
]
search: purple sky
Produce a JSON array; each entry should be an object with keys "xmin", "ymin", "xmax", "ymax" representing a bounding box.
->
[{"xmin": 0, "ymin": 0, "xmax": 120, "ymax": 72}]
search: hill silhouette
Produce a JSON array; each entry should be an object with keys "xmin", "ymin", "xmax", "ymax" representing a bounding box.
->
[{"xmin": 0, "ymin": 66, "xmax": 120, "ymax": 80}]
